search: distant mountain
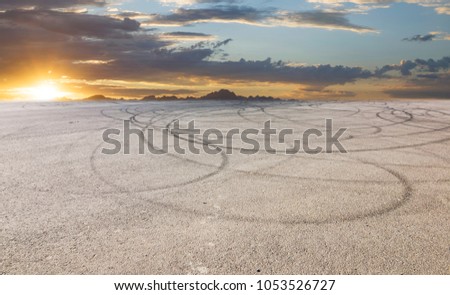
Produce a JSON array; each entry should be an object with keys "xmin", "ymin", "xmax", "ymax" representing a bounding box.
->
[
  {"xmin": 80, "ymin": 89, "xmax": 280, "ymax": 101},
  {"xmin": 83, "ymin": 94, "xmax": 118, "ymax": 101},
  {"xmin": 200, "ymin": 89, "xmax": 243, "ymax": 100},
  {"xmin": 142, "ymin": 89, "xmax": 279, "ymax": 101}
]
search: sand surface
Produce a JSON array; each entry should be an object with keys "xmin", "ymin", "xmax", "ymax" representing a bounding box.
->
[{"xmin": 1, "ymin": 100, "xmax": 449, "ymax": 274}]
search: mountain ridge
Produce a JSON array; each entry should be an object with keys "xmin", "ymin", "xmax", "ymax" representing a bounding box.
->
[{"xmin": 73, "ymin": 89, "xmax": 279, "ymax": 102}]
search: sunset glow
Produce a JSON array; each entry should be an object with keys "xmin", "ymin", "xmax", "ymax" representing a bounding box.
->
[
  {"xmin": 0, "ymin": 1, "xmax": 448, "ymax": 100},
  {"xmin": 19, "ymin": 82, "xmax": 67, "ymax": 102}
]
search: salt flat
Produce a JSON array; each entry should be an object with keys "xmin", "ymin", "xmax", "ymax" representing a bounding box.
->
[{"xmin": 1, "ymin": 100, "xmax": 449, "ymax": 274}]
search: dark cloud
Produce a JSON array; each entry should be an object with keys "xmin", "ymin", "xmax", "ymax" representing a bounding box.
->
[
  {"xmin": 212, "ymin": 38, "xmax": 232, "ymax": 48},
  {"xmin": 415, "ymin": 57, "xmax": 450, "ymax": 72},
  {"xmin": 191, "ymin": 58, "xmax": 372, "ymax": 86},
  {"xmin": 384, "ymin": 74, "xmax": 450, "ymax": 99},
  {"xmin": 146, "ymin": 6, "xmax": 268, "ymax": 25},
  {"xmin": 375, "ymin": 57, "xmax": 450, "ymax": 76},
  {"xmin": 144, "ymin": 6, "xmax": 375, "ymax": 32},
  {"xmin": 74, "ymin": 51, "xmax": 372, "ymax": 88},
  {"xmin": 162, "ymin": 31, "xmax": 214, "ymax": 40},
  {"xmin": 0, "ymin": 0, "xmax": 106, "ymax": 10},
  {"xmin": 292, "ymin": 87, "xmax": 357, "ymax": 99},
  {"xmin": 164, "ymin": 31, "xmax": 211, "ymax": 37},
  {"xmin": 0, "ymin": 10, "xmax": 168, "ymax": 83},
  {"xmin": 279, "ymin": 11, "xmax": 374, "ymax": 32},
  {"xmin": 403, "ymin": 34, "xmax": 436, "ymax": 42},
  {"xmin": 417, "ymin": 74, "xmax": 439, "ymax": 79},
  {"xmin": 0, "ymin": 10, "xmax": 140, "ymax": 39},
  {"xmin": 385, "ymin": 89, "xmax": 450, "ymax": 99},
  {"xmin": 375, "ymin": 60, "xmax": 417, "ymax": 76}
]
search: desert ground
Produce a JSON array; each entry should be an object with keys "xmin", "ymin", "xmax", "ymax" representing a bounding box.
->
[{"xmin": 1, "ymin": 99, "xmax": 449, "ymax": 274}]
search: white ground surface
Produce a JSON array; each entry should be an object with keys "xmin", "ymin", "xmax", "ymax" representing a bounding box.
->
[{"xmin": 1, "ymin": 100, "xmax": 449, "ymax": 274}]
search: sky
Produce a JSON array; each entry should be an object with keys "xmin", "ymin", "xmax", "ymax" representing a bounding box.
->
[{"xmin": 0, "ymin": 0, "xmax": 449, "ymax": 100}]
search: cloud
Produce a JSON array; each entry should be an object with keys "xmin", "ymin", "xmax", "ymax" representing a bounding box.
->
[
  {"xmin": 108, "ymin": 11, "xmax": 155, "ymax": 20},
  {"xmin": 384, "ymin": 73, "xmax": 450, "ymax": 99},
  {"xmin": 414, "ymin": 57, "xmax": 450, "ymax": 72},
  {"xmin": 430, "ymin": 31, "xmax": 450, "ymax": 40},
  {"xmin": 416, "ymin": 73, "xmax": 439, "ymax": 79},
  {"xmin": 159, "ymin": 0, "xmax": 240, "ymax": 6},
  {"xmin": 374, "ymin": 60, "xmax": 416, "ymax": 76},
  {"xmin": 403, "ymin": 33, "xmax": 436, "ymax": 42},
  {"xmin": 161, "ymin": 31, "xmax": 215, "ymax": 40},
  {"xmin": 81, "ymin": 51, "xmax": 372, "ymax": 88},
  {"xmin": 0, "ymin": 10, "xmax": 168, "ymax": 83},
  {"xmin": 0, "ymin": 10, "xmax": 140, "ymax": 38},
  {"xmin": 276, "ymin": 10, "xmax": 375, "ymax": 32},
  {"xmin": 403, "ymin": 31, "xmax": 450, "ymax": 42},
  {"xmin": 375, "ymin": 57, "xmax": 450, "ymax": 76},
  {"xmin": 376, "ymin": 57, "xmax": 450, "ymax": 99},
  {"xmin": 435, "ymin": 6, "xmax": 450, "ymax": 15},
  {"xmin": 143, "ymin": 6, "xmax": 375, "ymax": 32},
  {"xmin": 145, "ymin": 6, "xmax": 269, "ymax": 26},
  {"xmin": 305, "ymin": 0, "xmax": 447, "ymax": 5},
  {"xmin": 211, "ymin": 38, "xmax": 232, "ymax": 48},
  {"xmin": 291, "ymin": 86, "xmax": 357, "ymax": 99},
  {"xmin": 191, "ymin": 58, "xmax": 372, "ymax": 86},
  {"xmin": 0, "ymin": 0, "xmax": 106, "ymax": 10},
  {"xmin": 306, "ymin": 0, "xmax": 450, "ymax": 16}
]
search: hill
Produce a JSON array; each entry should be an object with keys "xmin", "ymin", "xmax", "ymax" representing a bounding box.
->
[{"xmin": 80, "ymin": 89, "xmax": 279, "ymax": 101}]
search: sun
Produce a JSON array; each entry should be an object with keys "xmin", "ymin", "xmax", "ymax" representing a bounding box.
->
[{"xmin": 22, "ymin": 82, "xmax": 66, "ymax": 101}]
